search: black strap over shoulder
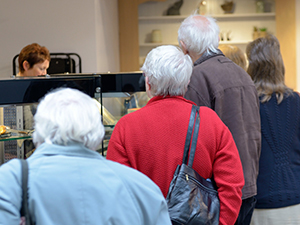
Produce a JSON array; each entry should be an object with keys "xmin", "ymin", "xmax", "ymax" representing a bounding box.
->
[
  {"xmin": 20, "ymin": 159, "xmax": 32, "ymax": 225},
  {"xmin": 182, "ymin": 105, "xmax": 200, "ymax": 167}
]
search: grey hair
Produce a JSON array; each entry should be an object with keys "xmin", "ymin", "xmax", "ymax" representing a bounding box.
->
[
  {"xmin": 33, "ymin": 88, "xmax": 105, "ymax": 150},
  {"xmin": 178, "ymin": 14, "xmax": 220, "ymax": 55},
  {"xmin": 141, "ymin": 45, "xmax": 193, "ymax": 97}
]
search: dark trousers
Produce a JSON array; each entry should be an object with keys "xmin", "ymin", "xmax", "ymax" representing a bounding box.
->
[{"xmin": 235, "ymin": 196, "xmax": 257, "ymax": 225}]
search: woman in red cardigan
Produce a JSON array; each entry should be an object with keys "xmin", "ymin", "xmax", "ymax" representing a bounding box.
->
[{"xmin": 106, "ymin": 45, "xmax": 244, "ymax": 225}]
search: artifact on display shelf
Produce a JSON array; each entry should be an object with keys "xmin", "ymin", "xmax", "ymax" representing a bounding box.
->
[
  {"xmin": 198, "ymin": 1, "xmax": 207, "ymax": 15},
  {"xmin": 221, "ymin": 1, "xmax": 235, "ymax": 14},
  {"xmin": 152, "ymin": 30, "xmax": 162, "ymax": 43},
  {"xmin": 253, "ymin": 26, "xmax": 268, "ymax": 40},
  {"xmin": 166, "ymin": 0, "xmax": 183, "ymax": 15}
]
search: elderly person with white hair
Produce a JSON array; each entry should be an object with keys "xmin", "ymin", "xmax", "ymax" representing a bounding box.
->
[
  {"xmin": 106, "ymin": 45, "xmax": 244, "ymax": 225},
  {"xmin": 178, "ymin": 15, "xmax": 261, "ymax": 225},
  {"xmin": 0, "ymin": 88, "xmax": 172, "ymax": 225}
]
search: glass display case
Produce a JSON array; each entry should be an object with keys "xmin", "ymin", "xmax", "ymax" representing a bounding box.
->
[
  {"xmin": 96, "ymin": 72, "xmax": 148, "ymax": 156},
  {"xmin": 0, "ymin": 72, "xmax": 147, "ymax": 164},
  {"xmin": 0, "ymin": 74, "xmax": 100, "ymax": 165}
]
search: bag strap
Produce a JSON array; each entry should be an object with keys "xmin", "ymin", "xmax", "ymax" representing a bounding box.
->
[
  {"xmin": 188, "ymin": 108, "xmax": 200, "ymax": 167},
  {"xmin": 20, "ymin": 159, "xmax": 32, "ymax": 225},
  {"xmin": 182, "ymin": 105, "xmax": 200, "ymax": 167}
]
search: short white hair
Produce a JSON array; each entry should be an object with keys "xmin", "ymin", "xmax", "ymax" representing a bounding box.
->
[
  {"xmin": 33, "ymin": 88, "xmax": 105, "ymax": 151},
  {"xmin": 178, "ymin": 14, "xmax": 220, "ymax": 55},
  {"xmin": 141, "ymin": 45, "xmax": 193, "ymax": 96}
]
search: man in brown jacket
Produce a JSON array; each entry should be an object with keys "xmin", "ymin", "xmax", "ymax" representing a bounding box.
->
[{"xmin": 178, "ymin": 14, "xmax": 261, "ymax": 225}]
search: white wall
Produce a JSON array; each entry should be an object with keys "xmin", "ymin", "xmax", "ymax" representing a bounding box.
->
[{"xmin": 0, "ymin": 0, "xmax": 119, "ymax": 78}]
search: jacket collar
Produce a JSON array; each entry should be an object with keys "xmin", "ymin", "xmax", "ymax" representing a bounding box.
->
[
  {"xmin": 147, "ymin": 95, "xmax": 195, "ymax": 105},
  {"xmin": 30, "ymin": 143, "xmax": 103, "ymax": 160},
  {"xmin": 194, "ymin": 49, "xmax": 224, "ymax": 66}
]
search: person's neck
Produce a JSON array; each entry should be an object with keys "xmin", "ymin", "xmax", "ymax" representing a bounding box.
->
[
  {"xmin": 16, "ymin": 72, "xmax": 26, "ymax": 77},
  {"xmin": 188, "ymin": 51, "xmax": 203, "ymax": 63}
]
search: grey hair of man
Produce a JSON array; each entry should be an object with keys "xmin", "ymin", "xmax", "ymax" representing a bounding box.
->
[
  {"xmin": 141, "ymin": 45, "xmax": 193, "ymax": 97},
  {"xmin": 178, "ymin": 14, "xmax": 220, "ymax": 56},
  {"xmin": 32, "ymin": 88, "xmax": 105, "ymax": 150}
]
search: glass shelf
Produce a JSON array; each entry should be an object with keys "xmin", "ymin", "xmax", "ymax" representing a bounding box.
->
[
  {"xmin": 0, "ymin": 134, "xmax": 32, "ymax": 142},
  {"xmin": 0, "ymin": 129, "xmax": 33, "ymax": 142}
]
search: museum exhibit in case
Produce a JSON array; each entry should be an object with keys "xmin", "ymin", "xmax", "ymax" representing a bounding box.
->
[{"xmin": 0, "ymin": 72, "xmax": 147, "ymax": 165}]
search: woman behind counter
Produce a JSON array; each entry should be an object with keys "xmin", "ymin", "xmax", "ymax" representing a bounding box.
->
[
  {"xmin": 247, "ymin": 34, "xmax": 300, "ymax": 225},
  {"xmin": 15, "ymin": 43, "xmax": 51, "ymax": 155},
  {"xmin": 14, "ymin": 43, "xmax": 50, "ymax": 131},
  {"xmin": 106, "ymin": 45, "xmax": 244, "ymax": 225},
  {"xmin": 17, "ymin": 43, "xmax": 50, "ymax": 77}
]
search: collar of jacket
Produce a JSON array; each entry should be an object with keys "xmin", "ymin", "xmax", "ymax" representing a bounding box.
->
[
  {"xmin": 194, "ymin": 49, "xmax": 224, "ymax": 66},
  {"xmin": 30, "ymin": 142, "xmax": 103, "ymax": 160},
  {"xmin": 147, "ymin": 95, "xmax": 196, "ymax": 105}
]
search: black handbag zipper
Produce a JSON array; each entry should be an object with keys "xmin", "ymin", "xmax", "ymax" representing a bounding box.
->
[{"xmin": 179, "ymin": 173, "xmax": 218, "ymax": 194}]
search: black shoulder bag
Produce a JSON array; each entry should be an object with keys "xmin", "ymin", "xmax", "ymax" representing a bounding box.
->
[
  {"xmin": 20, "ymin": 159, "xmax": 33, "ymax": 225},
  {"xmin": 166, "ymin": 105, "xmax": 220, "ymax": 225}
]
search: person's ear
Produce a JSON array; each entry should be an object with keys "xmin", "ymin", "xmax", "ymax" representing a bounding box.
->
[
  {"xmin": 23, "ymin": 61, "xmax": 30, "ymax": 71},
  {"xmin": 145, "ymin": 76, "xmax": 151, "ymax": 90},
  {"xmin": 145, "ymin": 76, "xmax": 153, "ymax": 98},
  {"xmin": 180, "ymin": 40, "xmax": 188, "ymax": 54}
]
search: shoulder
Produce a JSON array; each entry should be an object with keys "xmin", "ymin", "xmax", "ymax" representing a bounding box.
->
[
  {"xmin": 289, "ymin": 92, "xmax": 300, "ymax": 101},
  {"xmin": 199, "ymin": 106, "xmax": 217, "ymax": 117},
  {"xmin": 103, "ymin": 159, "xmax": 167, "ymax": 215},
  {"xmin": 113, "ymin": 109, "xmax": 143, "ymax": 133},
  {"xmin": 104, "ymin": 159, "xmax": 163, "ymax": 194},
  {"xmin": 282, "ymin": 92, "xmax": 300, "ymax": 110},
  {"xmin": 0, "ymin": 159, "xmax": 23, "ymax": 224},
  {"xmin": 0, "ymin": 159, "xmax": 22, "ymax": 198},
  {"xmin": 199, "ymin": 106, "xmax": 229, "ymax": 129},
  {"xmin": 199, "ymin": 106, "xmax": 222, "ymax": 121},
  {"xmin": 192, "ymin": 55, "xmax": 241, "ymax": 82},
  {"xmin": 0, "ymin": 159, "xmax": 21, "ymax": 178}
]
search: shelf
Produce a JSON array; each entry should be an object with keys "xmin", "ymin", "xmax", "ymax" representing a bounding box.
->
[
  {"xmin": 139, "ymin": 12, "xmax": 275, "ymax": 21},
  {"xmin": 0, "ymin": 128, "xmax": 33, "ymax": 142},
  {"xmin": 0, "ymin": 134, "xmax": 31, "ymax": 142},
  {"xmin": 140, "ymin": 43, "xmax": 179, "ymax": 47},
  {"xmin": 138, "ymin": 1, "xmax": 276, "ymax": 60},
  {"xmin": 140, "ymin": 40, "xmax": 252, "ymax": 47},
  {"xmin": 219, "ymin": 40, "xmax": 252, "ymax": 45}
]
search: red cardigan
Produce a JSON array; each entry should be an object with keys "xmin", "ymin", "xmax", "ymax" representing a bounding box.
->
[{"xmin": 107, "ymin": 96, "xmax": 244, "ymax": 225}]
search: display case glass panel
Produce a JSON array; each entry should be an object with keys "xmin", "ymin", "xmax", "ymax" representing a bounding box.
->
[{"xmin": 97, "ymin": 72, "xmax": 149, "ymax": 156}]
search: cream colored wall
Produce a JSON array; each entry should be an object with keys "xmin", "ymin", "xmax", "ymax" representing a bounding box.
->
[
  {"xmin": 275, "ymin": 0, "xmax": 296, "ymax": 90},
  {"xmin": 297, "ymin": 0, "xmax": 300, "ymax": 91},
  {"xmin": 118, "ymin": 0, "xmax": 167, "ymax": 72}
]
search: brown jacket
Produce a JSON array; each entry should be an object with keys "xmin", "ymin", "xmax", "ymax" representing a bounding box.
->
[{"xmin": 184, "ymin": 50, "xmax": 261, "ymax": 199}]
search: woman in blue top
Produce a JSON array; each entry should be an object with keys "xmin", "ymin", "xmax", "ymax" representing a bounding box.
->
[
  {"xmin": 0, "ymin": 88, "xmax": 171, "ymax": 225},
  {"xmin": 247, "ymin": 34, "xmax": 300, "ymax": 225}
]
